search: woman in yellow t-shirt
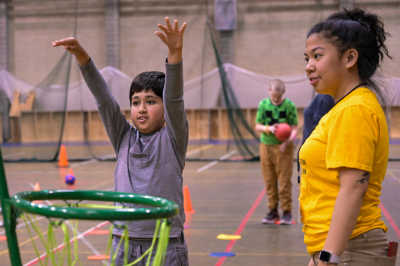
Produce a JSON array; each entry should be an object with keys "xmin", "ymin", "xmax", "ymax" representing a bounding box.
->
[{"xmin": 299, "ymin": 8, "xmax": 395, "ymax": 266}]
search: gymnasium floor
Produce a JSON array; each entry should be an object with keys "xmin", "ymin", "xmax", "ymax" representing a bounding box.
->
[{"xmin": 0, "ymin": 143, "xmax": 399, "ymax": 266}]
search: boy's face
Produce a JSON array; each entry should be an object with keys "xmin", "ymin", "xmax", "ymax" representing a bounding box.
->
[
  {"xmin": 268, "ymin": 86, "xmax": 284, "ymax": 105},
  {"xmin": 130, "ymin": 90, "xmax": 164, "ymax": 134}
]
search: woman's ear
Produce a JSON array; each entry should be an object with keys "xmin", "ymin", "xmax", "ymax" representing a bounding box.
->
[{"xmin": 344, "ymin": 48, "xmax": 358, "ymax": 69}]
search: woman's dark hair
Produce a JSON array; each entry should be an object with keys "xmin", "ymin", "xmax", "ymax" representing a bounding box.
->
[
  {"xmin": 129, "ymin": 71, "xmax": 165, "ymax": 105},
  {"xmin": 307, "ymin": 8, "xmax": 391, "ymax": 106},
  {"xmin": 308, "ymin": 8, "xmax": 391, "ymax": 81}
]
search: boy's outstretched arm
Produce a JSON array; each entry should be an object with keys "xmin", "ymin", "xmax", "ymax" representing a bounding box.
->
[
  {"xmin": 155, "ymin": 17, "xmax": 187, "ymax": 64},
  {"xmin": 52, "ymin": 37, "xmax": 90, "ymax": 66},
  {"xmin": 52, "ymin": 37, "xmax": 129, "ymax": 153},
  {"xmin": 155, "ymin": 17, "xmax": 188, "ymax": 167}
]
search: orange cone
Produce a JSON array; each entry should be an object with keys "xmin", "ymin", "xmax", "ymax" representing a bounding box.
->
[
  {"xmin": 58, "ymin": 145, "xmax": 69, "ymax": 168},
  {"xmin": 184, "ymin": 212, "xmax": 192, "ymax": 229},
  {"xmin": 33, "ymin": 182, "xmax": 42, "ymax": 204},
  {"xmin": 183, "ymin": 185, "xmax": 195, "ymax": 214},
  {"xmin": 33, "ymin": 182, "xmax": 41, "ymax": 191}
]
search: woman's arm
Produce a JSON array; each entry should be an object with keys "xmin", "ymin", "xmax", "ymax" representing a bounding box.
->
[{"xmin": 319, "ymin": 167, "xmax": 369, "ymax": 265}]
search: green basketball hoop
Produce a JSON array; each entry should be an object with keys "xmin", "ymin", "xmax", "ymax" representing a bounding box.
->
[
  {"xmin": 11, "ymin": 190, "xmax": 179, "ymax": 221},
  {"xmin": 0, "ymin": 149, "xmax": 179, "ymax": 266}
]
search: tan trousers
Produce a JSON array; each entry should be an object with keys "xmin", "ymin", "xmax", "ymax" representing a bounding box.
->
[
  {"xmin": 311, "ymin": 229, "xmax": 397, "ymax": 266},
  {"xmin": 259, "ymin": 142, "xmax": 294, "ymax": 212}
]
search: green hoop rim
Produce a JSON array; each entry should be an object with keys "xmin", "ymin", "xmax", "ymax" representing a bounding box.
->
[{"xmin": 10, "ymin": 190, "xmax": 179, "ymax": 221}]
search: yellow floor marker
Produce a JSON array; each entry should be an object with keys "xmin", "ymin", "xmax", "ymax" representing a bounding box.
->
[{"xmin": 217, "ymin": 234, "xmax": 241, "ymax": 240}]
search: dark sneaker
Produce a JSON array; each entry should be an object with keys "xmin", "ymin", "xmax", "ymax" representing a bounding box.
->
[
  {"xmin": 280, "ymin": 211, "xmax": 292, "ymax": 225},
  {"xmin": 262, "ymin": 209, "xmax": 279, "ymax": 224}
]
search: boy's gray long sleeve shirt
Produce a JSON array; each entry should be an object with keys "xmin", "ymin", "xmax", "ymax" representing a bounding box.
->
[{"xmin": 80, "ymin": 59, "xmax": 188, "ymax": 238}]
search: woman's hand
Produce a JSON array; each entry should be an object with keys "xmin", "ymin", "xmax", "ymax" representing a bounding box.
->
[{"xmin": 307, "ymin": 257, "xmax": 338, "ymax": 266}]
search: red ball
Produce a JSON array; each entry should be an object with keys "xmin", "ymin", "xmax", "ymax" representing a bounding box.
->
[{"xmin": 275, "ymin": 123, "xmax": 292, "ymax": 142}]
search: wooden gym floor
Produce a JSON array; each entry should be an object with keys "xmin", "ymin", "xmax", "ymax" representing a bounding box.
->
[{"xmin": 0, "ymin": 143, "xmax": 399, "ymax": 266}]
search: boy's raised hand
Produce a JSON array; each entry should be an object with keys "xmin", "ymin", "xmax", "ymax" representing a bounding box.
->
[
  {"xmin": 52, "ymin": 37, "xmax": 90, "ymax": 66},
  {"xmin": 155, "ymin": 17, "xmax": 187, "ymax": 64}
]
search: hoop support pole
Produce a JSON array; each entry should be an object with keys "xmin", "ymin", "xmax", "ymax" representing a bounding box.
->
[{"xmin": 0, "ymin": 149, "xmax": 23, "ymax": 266}]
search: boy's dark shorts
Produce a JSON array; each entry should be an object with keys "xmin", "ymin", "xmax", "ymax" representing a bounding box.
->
[{"xmin": 111, "ymin": 232, "xmax": 189, "ymax": 266}]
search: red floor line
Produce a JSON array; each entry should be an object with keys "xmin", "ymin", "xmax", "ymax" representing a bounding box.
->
[
  {"xmin": 380, "ymin": 203, "xmax": 400, "ymax": 239},
  {"xmin": 215, "ymin": 188, "xmax": 266, "ymax": 266}
]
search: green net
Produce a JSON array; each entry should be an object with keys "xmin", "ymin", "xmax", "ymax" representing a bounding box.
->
[
  {"xmin": 200, "ymin": 20, "xmax": 260, "ymax": 161},
  {"xmin": 3, "ymin": 191, "xmax": 177, "ymax": 265},
  {"xmin": 0, "ymin": 148, "xmax": 178, "ymax": 266},
  {"xmin": 19, "ymin": 210, "xmax": 171, "ymax": 266}
]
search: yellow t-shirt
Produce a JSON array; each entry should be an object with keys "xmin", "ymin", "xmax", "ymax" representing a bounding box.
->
[{"xmin": 299, "ymin": 87, "xmax": 388, "ymax": 254}]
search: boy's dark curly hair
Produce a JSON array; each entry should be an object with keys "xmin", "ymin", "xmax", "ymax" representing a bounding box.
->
[{"xmin": 129, "ymin": 71, "xmax": 165, "ymax": 104}]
